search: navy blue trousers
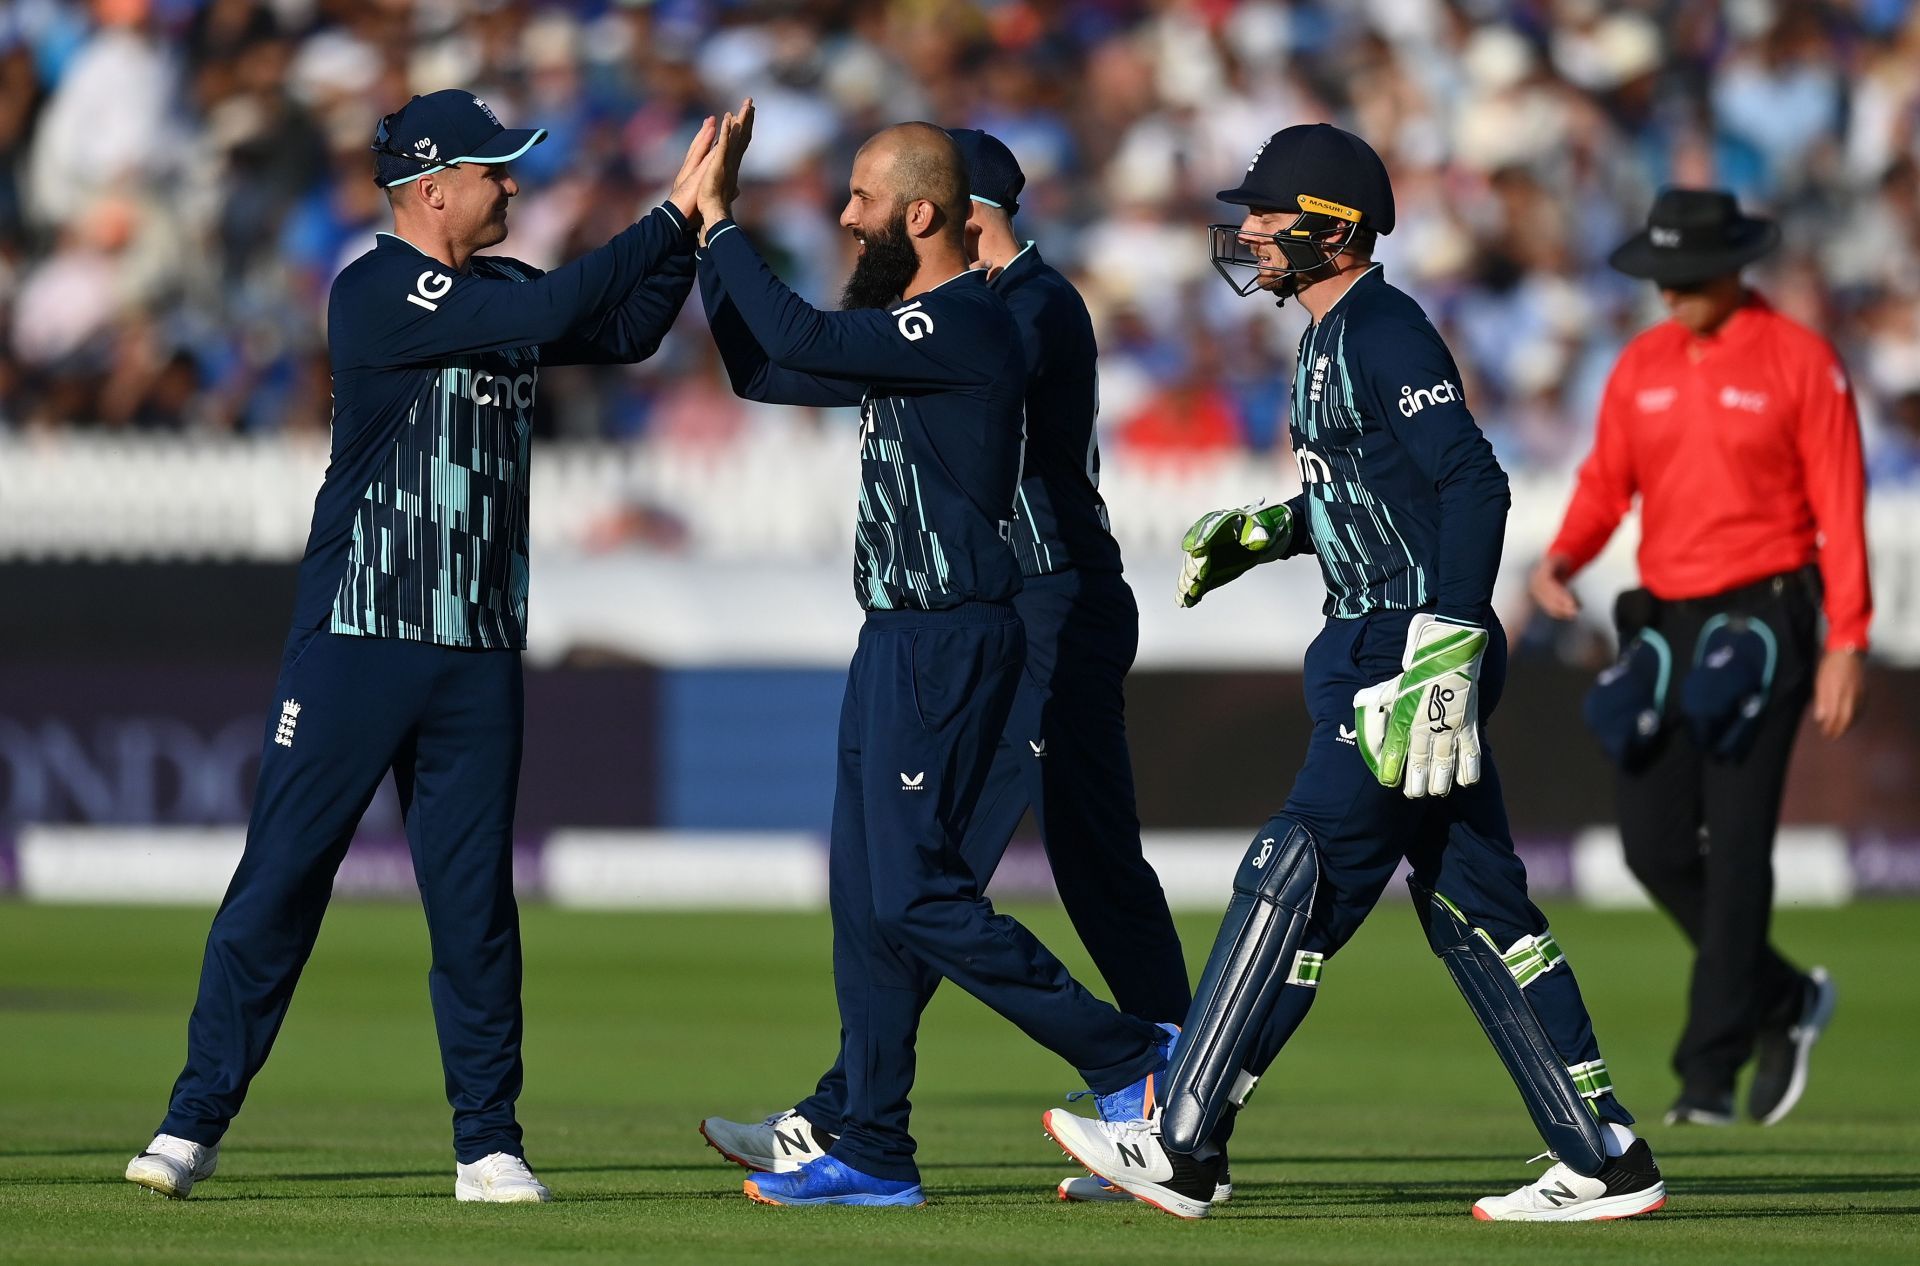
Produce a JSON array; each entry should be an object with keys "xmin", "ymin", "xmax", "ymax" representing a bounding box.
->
[
  {"xmin": 824, "ymin": 602, "xmax": 1165, "ymax": 1182},
  {"xmin": 1238, "ymin": 611, "xmax": 1632, "ymax": 1126},
  {"xmin": 160, "ymin": 627, "xmax": 527, "ymax": 1163},
  {"xmin": 797, "ymin": 571, "xmax": 1190, "ymax": 1137}
]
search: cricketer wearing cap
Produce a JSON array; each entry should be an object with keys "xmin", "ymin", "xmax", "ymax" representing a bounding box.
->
[
  {"xmin": 1042, "ymin": 124, "xmax": 1667, "ymax": 1223},
  {"xmin": 697, "ymin": 129, "xmax": 1194, "ymax": 1205},
  {"xmin": 123, "ymin": 91, "xmax": 723, "ymax": 1204},
  {"xmin": 689, "ymin": 106, "xmax": 1170, "ymax": 1208}
]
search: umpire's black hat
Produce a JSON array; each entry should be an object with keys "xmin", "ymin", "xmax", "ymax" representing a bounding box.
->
[
  {"xmin": 1608, "ymin": 188, "xmax": 1779, "ymax": 286},
  {"xmin": 1218, "ymin": 124, "xmax": 1395, "ymax": 234}
]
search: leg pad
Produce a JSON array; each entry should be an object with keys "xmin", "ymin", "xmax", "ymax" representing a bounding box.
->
[
  {"xmin": 1160, "ymin": 822, "xmax": 1319, "ymax": 1153},
  {"xmin": 1411, "ymin": 878, "xmax": 1608, "ymax": 1177}
]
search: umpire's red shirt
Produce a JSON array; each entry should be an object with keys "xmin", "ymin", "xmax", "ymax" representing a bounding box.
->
[{"xmin": 1549, "ymin": 292, "xmax": 1871, "ymax": 652}]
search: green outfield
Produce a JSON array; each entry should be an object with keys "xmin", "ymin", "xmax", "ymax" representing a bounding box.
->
[{"xmin": 1, "ymin": 899, "xmax": 1914, "ymax": 1265}]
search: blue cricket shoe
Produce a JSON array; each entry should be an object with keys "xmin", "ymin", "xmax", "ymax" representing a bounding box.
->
[
  {"xmin": 744, "ymin": 1155, "xmax": 926, "ymax": 1207},
  {"xmin": 1091, "ymin": 1022, "xmax": 1180, "ymax": 1121}
]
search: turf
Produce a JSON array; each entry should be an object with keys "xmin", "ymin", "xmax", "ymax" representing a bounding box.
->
[{"xmin": 1, "ymin": 898, "xmax": 1914, "ymax": 1265}]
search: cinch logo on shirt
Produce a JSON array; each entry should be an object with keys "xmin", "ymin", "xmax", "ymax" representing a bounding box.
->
[
  {"xmin": 444, "ymin": 366, "xmax": 537, "ymax": 412},
  {"xmin": 1719, "ymin": 385, "xmax": 1769, "ymax": 413},
  {"xmin": 1397, "ymin": 380, "xmax": 1461, "ymax": 417}
]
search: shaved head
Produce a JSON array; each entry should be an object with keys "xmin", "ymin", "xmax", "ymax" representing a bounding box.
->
[{"xmin": 857, "ymin": 122, "xmax": 969, "ymax": 242}]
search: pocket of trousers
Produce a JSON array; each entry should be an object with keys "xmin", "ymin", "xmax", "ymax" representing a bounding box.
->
[{"xmin": 908, "ymin": 626, "xmax": 1022, "ymax": 734}]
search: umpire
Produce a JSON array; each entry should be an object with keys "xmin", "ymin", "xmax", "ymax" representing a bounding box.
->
[
  {"xmin": 125, "ymin": 91, "xmax": 717, "ymax": 1202},
  {"xmin": 1531, "ymin": 189, "xmax": 1868, "ymax": 1127}
]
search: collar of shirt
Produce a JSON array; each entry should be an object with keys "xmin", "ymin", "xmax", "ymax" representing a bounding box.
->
[
  {"xmin": 1673, "ymin": 289, "xmax": 1774, "ymax": 360},
  {"xmin": 990, "ymin": 240, "xmax": 1041, "ymax": 290},
  {"xmin": 1308, "ymin": 261, "xmax": 1384, "ymax": 327}
]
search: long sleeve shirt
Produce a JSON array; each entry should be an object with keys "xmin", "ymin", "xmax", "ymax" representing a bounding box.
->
[
  {"xmin": 1548, "ymin": 292, "xmax": 1871, "ymax": 652},
  {"xmin": 1284, "ymin": 265, "xmax": 1511, "ymax": 622},
  {"xmin": 698, "ymin": 218, "xmax": 1027, "ymax": 611},
  {"xmin": 299, "ymin": 204, "xmax": 695, "ymax": 648},
  {"xmin": 990, "ymin": 243, "xmax": 1123, "ymax": 576}
]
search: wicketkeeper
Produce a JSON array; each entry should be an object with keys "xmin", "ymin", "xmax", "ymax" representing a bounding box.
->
[{"xmin": 1041, "ymin": 125, "xmax": 1668, "ymax": 1223}]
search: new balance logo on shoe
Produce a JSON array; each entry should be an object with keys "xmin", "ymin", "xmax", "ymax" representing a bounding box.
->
[
  {"xmin": 774, "ymin": 1128, "xmax": 812, "ymax": 1157},
  {"xmin": 1116, "ymin": 1141, "xmax": 1147, "ymax": 1168},
  {"xmin": 900, "ymin": 772, "xmax": 925, "ymax": 791},
  {"xmin": 1539, "ymin": 1180, "xmax": 1579, "ymax": 1208},
  {"xmin": 274, "ymin": 699, "xmax": 301, "ymax": 749}
]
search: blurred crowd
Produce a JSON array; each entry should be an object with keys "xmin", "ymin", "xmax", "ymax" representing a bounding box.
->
[{"xmin": 3, "ymin": 0, "xmax": 1920, "ymax": 482}]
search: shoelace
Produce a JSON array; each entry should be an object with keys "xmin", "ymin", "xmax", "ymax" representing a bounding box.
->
[{"xmin": 1526, "ymin": 1151, "xmax": 1556, "ymax": 1165}]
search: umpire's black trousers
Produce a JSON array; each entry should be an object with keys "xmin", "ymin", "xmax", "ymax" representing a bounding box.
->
[{"xmin": 1613, "ymin": 569, "xmax": 1818, "ymax": 1096}]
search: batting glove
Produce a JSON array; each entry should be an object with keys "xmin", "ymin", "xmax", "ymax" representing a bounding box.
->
[
  {"xmin": 1177, "ymin": 501, "xmax": 1294, "ymax": 608},
  {"xmin": 1352, "ymin": 614, "xmax": 1488, "ymax": 798}
]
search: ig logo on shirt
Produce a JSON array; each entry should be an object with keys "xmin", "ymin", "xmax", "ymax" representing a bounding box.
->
[
  {"xmin": 892, "ymin": 300, "xmax": 935, "ymax": 341},
  {"xmin": 407, "ymin": 270, "xmax": 453, "ymax": 313}
]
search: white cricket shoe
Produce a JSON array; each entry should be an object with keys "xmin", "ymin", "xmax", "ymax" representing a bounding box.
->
[
  {"xmin": 125, "ymin": 1134, "xmax": 218, "ymax": 1199},
  {"xmin": 1058, "ymin": 1153, "xmax": 1233, "ymax": 1204},
  {"xmin": 1056, "ymin": 1174, "xmax": 1134, "ymax": 1203},
  {"xmin": 699, "ymin": 1109, "xmax": 836, "ymax": 1174},
  {"xmin": 455, "ymin": 1152, "xmax": 552, "ymax": 1203},
  {"xmin": 1041, "ymin": 1109, "xmax": 1221, "ymax": 1220},
  {"xmin": 1472, "ymin": 1140, "xmax": 1666, "ymax": 1222}
]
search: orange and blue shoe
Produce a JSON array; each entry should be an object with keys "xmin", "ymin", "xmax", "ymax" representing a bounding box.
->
[
  {"xmin": 1087, "ymin": 1022, "xmax": 1180, "ymax": 1123},
  {"xmin": 744, "ymin": 1155, "xmax": 926, "ymax": 1207}
]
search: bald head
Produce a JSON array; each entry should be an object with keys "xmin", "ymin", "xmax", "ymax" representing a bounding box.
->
[{"xmin": 857, "ymin": 122, "xmax": 969, "ymax": 243}]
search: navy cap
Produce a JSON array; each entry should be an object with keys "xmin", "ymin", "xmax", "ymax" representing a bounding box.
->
[
  {"xmin": 1218, "ymin": 123, "xmax": 1395, "ymax": 234},
  {"xmin": 373, "ymin": 89, "xmax": 547, "ymax": 188},
  {"xmin": 1584, "ymin": 630, "xmax": 1671, "ymax": 768},
  {"xmin": 1680, "ymin": 616, "xmax": 1777, "ymax": 760},
  {"xmin": 947, "ymin": 128, "xmax": 1025, "ymax": 216}
]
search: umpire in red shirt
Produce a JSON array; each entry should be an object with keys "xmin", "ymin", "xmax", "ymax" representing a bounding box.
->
[{"xmin": 1531, "ymin": 189, "xmax": 1866, "ymax": 1128}]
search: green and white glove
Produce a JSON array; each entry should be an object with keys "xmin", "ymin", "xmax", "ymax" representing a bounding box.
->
[
  {"xmin": 1176, "ymin": 500, "xmax": 1294, "ymax": 608},
  {"xmin": 1352, "ymin": 613, "xmax": 1488, "ymax": 798}
]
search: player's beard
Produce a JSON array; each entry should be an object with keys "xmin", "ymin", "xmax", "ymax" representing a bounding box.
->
[{"xmin": 841, "ymin": 210, "xmax": 920, "ymax": 310}]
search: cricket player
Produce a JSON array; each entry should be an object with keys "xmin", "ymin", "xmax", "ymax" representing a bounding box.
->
[
  {"xmin": 1041, "ymin": 125, "xmax": 1668, "ymax": 1222},
  {"xmin": 697, "ymin": 128, "xmax": 1198, "ymax": 1202},
  {"xmin": 125, "ymin": 90, "xmax": 719, "ymax": 1202},
  {"xmin": 690, "ymin": 106, "xmax": 1172, "ymax": 1208}
]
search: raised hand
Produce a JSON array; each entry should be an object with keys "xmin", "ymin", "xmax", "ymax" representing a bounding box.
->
[
  {"xmin": 668, "ymin": 115, "xmax": 719, "ymax": 224},
  {"xmin": 724, "ymin": 97, "xmax": 755, "ymax": 202}
]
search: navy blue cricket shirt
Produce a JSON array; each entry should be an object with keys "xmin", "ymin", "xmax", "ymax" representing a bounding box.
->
[
  {"xmin": 698, "ymin": 218, "xmax": 1027, "ymax": 611},
  {"xmin": 300, "ymin": 203, "xmax": 695, "ymax": 648},
  {"xmin": 990, "ymin": 243, "xmax": 1122, "ymax": 576},
  {"xmin": 1281, "ymin": 265, "xmax": 1510, "ymax": 622}
]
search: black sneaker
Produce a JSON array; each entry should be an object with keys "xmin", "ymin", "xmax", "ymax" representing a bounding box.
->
[
  {"xmin": 1748, "ymin": 966, "xmax": 1836, "ymax": 1125},
  {"xmin": 1663, "ymin": 1090, "xmax": 1735, "ymax": 1126}
]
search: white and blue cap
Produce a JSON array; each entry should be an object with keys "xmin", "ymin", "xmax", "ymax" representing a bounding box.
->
[{"xmin": 372, "ymin": 89, "xmax": 547, "ymax": 188}]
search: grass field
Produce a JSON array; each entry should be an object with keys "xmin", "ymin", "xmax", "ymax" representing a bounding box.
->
[{"xmin": 1, "ymin": 898, "xmax": 1915, "ymax": 1265}]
